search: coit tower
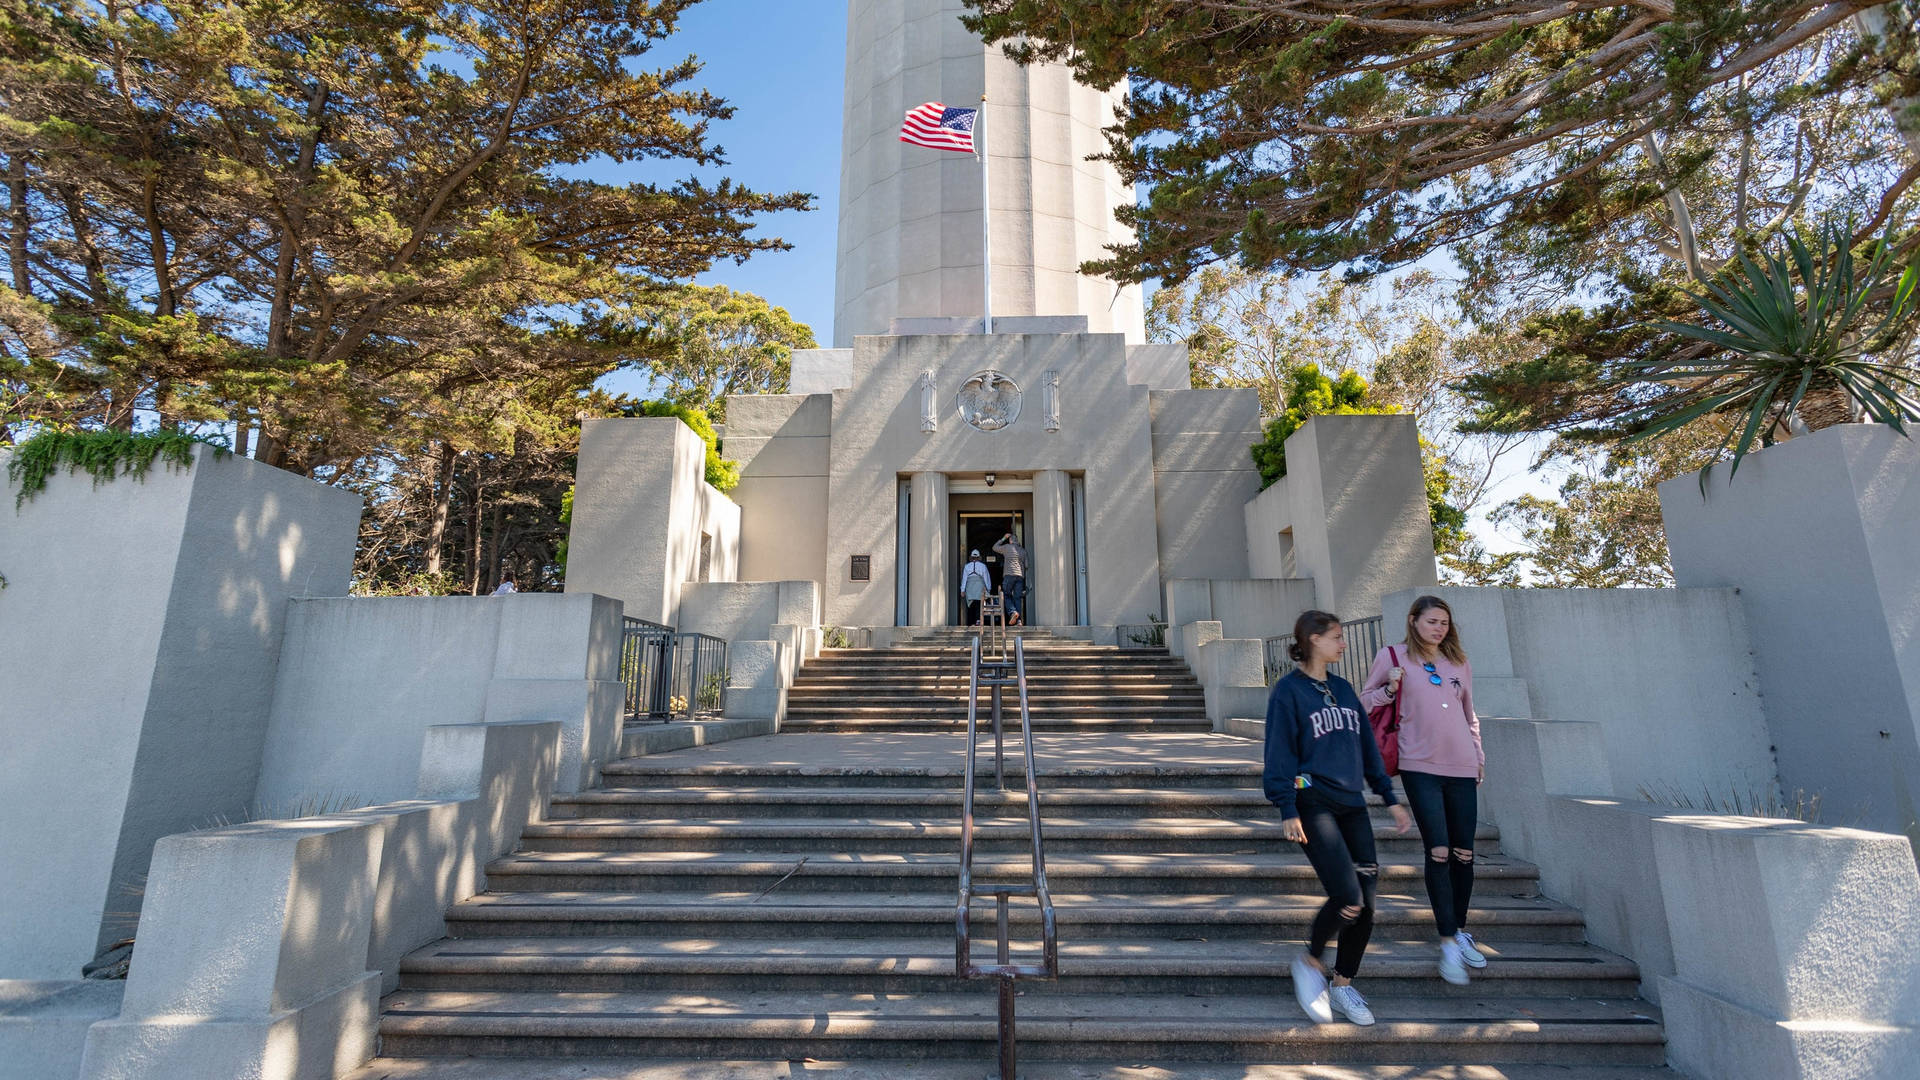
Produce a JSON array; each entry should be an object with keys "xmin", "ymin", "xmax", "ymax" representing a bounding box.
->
[{"xmin": 832, "ymin": 0, "xmax": 1148, "ymax": 346}]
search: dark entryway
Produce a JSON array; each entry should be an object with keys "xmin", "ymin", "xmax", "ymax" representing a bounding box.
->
[{"xmin": 957, "ymin": 510, "xmax": 1024, "ymax": 624}]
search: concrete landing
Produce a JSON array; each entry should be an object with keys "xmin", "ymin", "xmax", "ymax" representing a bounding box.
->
[
  {"xmin": 345, "ymin": 1058, "xmax": 1676, "ymax": 1079},
  {"xmin": 600, "ymin": 731, "xmax": 1266, "ymax": 776}
]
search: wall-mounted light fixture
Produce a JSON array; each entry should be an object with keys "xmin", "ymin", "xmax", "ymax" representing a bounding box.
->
[{"xmin": 984, "ymin": 472, "xmax": 996, "ymax": 487}]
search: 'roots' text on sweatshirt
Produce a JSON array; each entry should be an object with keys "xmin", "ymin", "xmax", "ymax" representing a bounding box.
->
[{"xmin": 1262, "ymin": 669, "xmax": 1398, "ymax": 818}]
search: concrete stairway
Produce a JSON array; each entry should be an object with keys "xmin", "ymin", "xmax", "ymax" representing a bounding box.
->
[
  {"xmin": 783, "ymin": 631, "xmax": 1211, "ymax": 733},
  {"xmin": 351, "ymin": 642, "xmax": 1671, "ymax": 1078}
]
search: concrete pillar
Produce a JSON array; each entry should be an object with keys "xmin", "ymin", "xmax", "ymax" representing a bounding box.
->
[
  {"xmin": 908, "ymin": 471, "xmax": 949, "ymax": 626},
  {"xmin": 1030, "ymin": 469, "xmax": 1074, "ymax": 626}
]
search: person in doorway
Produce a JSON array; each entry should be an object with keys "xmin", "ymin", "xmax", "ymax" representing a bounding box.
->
[
  {"xmin": 490, "ymin": 574, "xmax": 518, "ymax": 596},
  {"xmin": 993, "ymin": 532, "xmax": 1028, "ymax": 625},
  {"xmin": 1360, "ymin": 595, "xmax": 1486, "ymax": 986},
  {"xmin": 1265, "ymin": 609, "xmax": 1412, "ymax": 1027},
  {"xmin": 960, "ymin": 549, "xmax": 991, "ymax": 626}
]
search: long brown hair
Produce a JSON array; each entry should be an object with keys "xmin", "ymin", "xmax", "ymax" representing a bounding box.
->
[{"xmin": 1404, "ymin": 595, "xmax": 1467, "ymax": 665}]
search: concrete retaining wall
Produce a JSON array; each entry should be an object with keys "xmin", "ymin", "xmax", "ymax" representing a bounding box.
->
[
  {"xmin": 0, "ymin": 446, "xmax": 359, "ymax": 980},
  {"xmin": 257, "ymin": 592, "xmax": 623, "ymax": 806},
  {"xmin": 1483, "ymin": 716, "xmax": 1920, "ymax": 1078},
  {"xmin": 1383, "ymin": 585, "xmax": 1776, "ymax": 800},
  {"xmin": 74, "ymin": 720, "xmax": 559, "ymax": 1080},
  {"xmin": 1662, "ymin": 423, "xmax": 1920, "ymax": 849}
]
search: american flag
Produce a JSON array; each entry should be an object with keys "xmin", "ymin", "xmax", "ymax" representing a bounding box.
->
[{"xmin": 900, "ymin": 102, "xmax": 977, "ymax": 153}]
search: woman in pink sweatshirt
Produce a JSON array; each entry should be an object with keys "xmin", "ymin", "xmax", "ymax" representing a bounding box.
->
[{"xmin": 1359, "ymin": 595, "xmax": 1487, "ymax": 986}]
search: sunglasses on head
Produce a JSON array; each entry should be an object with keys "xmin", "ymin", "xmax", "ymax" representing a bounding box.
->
[{"xmin": 1423, "ymin": 662, "xmax": 1443, "ymax": 685}]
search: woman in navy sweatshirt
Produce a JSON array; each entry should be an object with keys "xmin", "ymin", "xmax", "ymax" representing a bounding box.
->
[{"xmin": 1265, "ymin": 609, "xmax": 1412, "ymax": 1027}]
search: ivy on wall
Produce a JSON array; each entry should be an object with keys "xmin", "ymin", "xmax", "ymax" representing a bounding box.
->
[{"xmin": 8, "ymin": 429, "xmax": 228, "ymax": 509}]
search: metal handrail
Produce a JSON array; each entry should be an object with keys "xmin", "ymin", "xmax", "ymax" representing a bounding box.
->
[
  {"xmin": 956, "ymin": 633, "xmax": 1057, "ymax": 1080},
  {"xmin": 1264, "ymin": 614, "xmax": 1385, "ymax": 686}
]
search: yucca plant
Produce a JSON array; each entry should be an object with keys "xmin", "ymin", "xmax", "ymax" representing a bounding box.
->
[{"xmin": 1623, "ymin": 217, "xmax": 1920, "ymax": 483}]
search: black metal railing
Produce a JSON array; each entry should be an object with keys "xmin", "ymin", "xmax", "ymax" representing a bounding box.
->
[
  {"xmin": 956, "ymin": 633, "xmax": 1057, "ymax": 1080},
  {"xmin": 1115, "ymin": 622, "xmax": 1167, "ymax": 650},
  {"xmin": 620, "ymin": 616, "xmax": 729, "ymax": 722},
  {"xmin": 1264, "ymin": 614, "xmax": 1386, "ymax": 687}
]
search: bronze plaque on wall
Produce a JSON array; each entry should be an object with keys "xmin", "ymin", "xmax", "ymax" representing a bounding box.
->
[{"xmin": 850, "ymin": 555, "xmax": 871, "ymax": 581}]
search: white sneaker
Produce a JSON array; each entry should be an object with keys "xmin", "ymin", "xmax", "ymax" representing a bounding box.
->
[
  {"xmin": 1438, "ymin": 940, "xmax": 1471, "ymax": 986},
  {"xmin": 1290, "ymin": 953, "xmax": 1332, "ymax": 1024},
  {"xmin": 1327, "ymin": 984, "xmax": 1376, "ymax": 1026},
  {"xmin": 1454, "ymin": 931, "xmax": 1489, "ymax": 968}
]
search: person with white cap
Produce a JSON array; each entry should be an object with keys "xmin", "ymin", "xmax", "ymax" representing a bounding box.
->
[{"xmin": 960, "ymin": 549, "xmax": 991, "ymax": 626}]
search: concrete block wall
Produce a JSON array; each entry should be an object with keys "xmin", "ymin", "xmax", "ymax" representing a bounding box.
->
[
  {"xmin": 679, "ymin": 580, "xmax": 820, "ymax": 646},
  {"xmin": 1484, "ymin": 716, "xmax": 1920, "ymax": 1079},
  {"xmin": 0, "ymin": 445, "xmax": 360, "ymax": 981},
  {"xmin": 726, "ymin": 393, "xmax": 833, "ymax": 600},
  {"xmin": 1662, "ymin": 423, "xmax": 1920, "ymax": 850},
  {"xmin": 1148, "ymin": 389, "xmax": 1264, "ymax": 584},
  {"xmin": 257, "ymin": 592, "xmax": 624, "ymax": 805},
  {"xmin": 566, "ymin": 416, "xmax": 742, "ymax": 625},
  {"xmin": 1260, "ymin": 414, "xmax": 1438, "ymax": 621}
]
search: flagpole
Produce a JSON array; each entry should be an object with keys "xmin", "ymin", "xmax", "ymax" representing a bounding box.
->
[{"xmin": 978, "ymin": 92, "xmax": 992, "ymax": 335}]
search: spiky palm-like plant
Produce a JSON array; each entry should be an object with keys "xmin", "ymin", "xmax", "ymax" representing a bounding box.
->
[{"xmin": 1626, "ymin": 218, "xmax": 1919, "ymax": 482}]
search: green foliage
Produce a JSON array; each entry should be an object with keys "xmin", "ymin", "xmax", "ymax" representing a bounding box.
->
[
  {"xmin": 618, "ymin": 285, "xmax": 817, "ymax": 423},
  {"xmin": 960, "ymin": 1, "xmax": 1919, "ymax": 287},
  {"xmin": 821, "ymin": 625, "xmax": 852, "ymax": 649},
  {"xmin": 697, "ymin": 669, "xmax": 728, "ymax": 710},
  {"xmin": 8, "ymin": 429, "xmax": 226, "ymax": 508},
  {"xmin": 1249, "ymin": 366, "xmax": 1393, "ymax": 486},
  {"xmin": 629, "ymin": 400, "xmax": 740, "ymax": 492},
  {"xmin": 351, "ymin": 571, "xmax": 464, "ymax": 597},
  {"xmin": 555, "ymin": 485, "xmax": 576, "ymax": 570},
  {"xmin": 1423, "ymin": 445, "xmax": 1471, "ymax": 559},
  {"xmin": 1629, "ymin": 218, "xmax": 1920, "ymax": 482}
]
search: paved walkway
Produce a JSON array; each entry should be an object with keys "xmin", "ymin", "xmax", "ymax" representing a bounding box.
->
[{"xmin": 603, "ymin": 730, "xmax": 1267, "ymax": 777}]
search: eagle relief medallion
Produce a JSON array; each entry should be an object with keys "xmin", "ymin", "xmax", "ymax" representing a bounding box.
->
[{"xmin": 956, "ymin": 370, "xmax": 1022, "ymax": 432}]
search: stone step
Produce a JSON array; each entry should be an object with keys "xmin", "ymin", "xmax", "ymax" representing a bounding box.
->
[
  {"xmin": 800, "ymin": 658, "xmax": 1194, "ymax": 670},
  {"xmin": 784, "ymin": 702, "xmax": 1208, "ymax": 714},
  {"xmin": 595, "ymin": 763, "xmax": 1266, "ymax": 789},
  {"xmin": 479, "ymin": 849, "xmax": 1536, "ymax": 895},
  {"xmin": 776, "ymin": 718, "xmax": 1214, "ymax": 734},
  {"xmin": 346, "ymin": 1057, "xmax": 1679, "ymax": 1080},
  {"xmin": 785, "ymin": 688, "xmax": 1208, "ymax": 701},
  {"xmin": 397, "ymin": 936, "xmax": 1640, "ymax": 998},
  {"xmin": 545, "ymin": 786, "xmax": 1429, "ymax": 822},
  {"xmin": 513, "ymin": 818, "xmax": 1502, "ymax": 855},
  {"xmin": 443, "ymin": 890, "xmax": 1587, "ymax": 943},
  {"xmin": 374, "ymin": 989, "xmax": 1665, "ymax": 1064}
]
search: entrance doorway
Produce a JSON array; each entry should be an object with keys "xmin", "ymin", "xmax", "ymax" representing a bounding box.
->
[{"xmin": 956, "ymin": 510, "xmax": 1024, "ymax": 624}]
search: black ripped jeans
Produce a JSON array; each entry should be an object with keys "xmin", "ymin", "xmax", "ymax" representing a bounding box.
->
[
  {"xmin": 1293, "ymin": 785, "xmax": 1380, "ymax": 979},
  {"xmin": 1399, "ymin": 769, "xmax": 1478, "ymax": 938}
]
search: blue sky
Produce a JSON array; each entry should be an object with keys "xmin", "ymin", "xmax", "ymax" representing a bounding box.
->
[{"xmin": 589, "ymin": 2, "xmax": 846, "ymax": 400}]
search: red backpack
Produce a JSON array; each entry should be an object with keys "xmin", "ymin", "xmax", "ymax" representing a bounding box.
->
[{"xmin": 1367, "ymin": 645, "xmax": 1402, "ymax": 776}]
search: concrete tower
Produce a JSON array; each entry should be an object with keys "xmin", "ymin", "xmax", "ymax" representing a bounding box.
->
[{"xmin": 832, "ymin": 0, "xmax": 1148, "ymax": 346}]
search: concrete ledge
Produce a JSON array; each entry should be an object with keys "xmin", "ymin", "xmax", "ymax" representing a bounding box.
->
[
  {"xmin": 0, "ymin": 981, "xmax": 123, "ymax": 1080},
  {"xmin": 618, "ymin": 717, "xmax": 778, "ymax": 758},
  {"xmin": 1479, "ymin": 718, "xmax": 1612, "ymax": 862},
  {"xmin": 74, "ymin": 721, "xmax": 560, "ymax": 1080},
  {"xmin": 1659, "ymin": 976, "xmax": 1920, "ymax": 1080},
  {"xmin": 1652, "ymin": 816, "xmax": 1920, "ymax": 1025},
  {"xmin": 1220, "ymin": 716, "xmax": 1265, "ymax": 741}
]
